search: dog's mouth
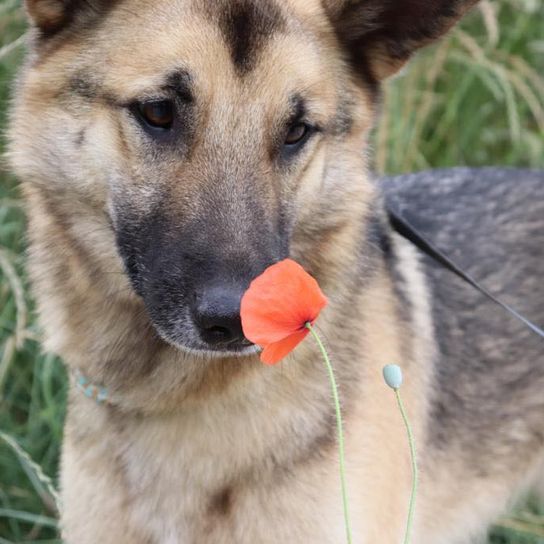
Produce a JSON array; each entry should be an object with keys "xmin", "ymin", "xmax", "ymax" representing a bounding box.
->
[
  {"xmin": 191, "ymin": 343, "xmax": 261, "ymax": 359},
  {"xmin": 159, "ymin": 331, "xmax": 261, "ymax": 359}
]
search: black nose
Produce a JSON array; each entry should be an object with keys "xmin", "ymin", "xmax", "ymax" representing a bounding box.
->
[{"xmin": 192, "ymin": 285, "xmax": 248, "ymax": 348}]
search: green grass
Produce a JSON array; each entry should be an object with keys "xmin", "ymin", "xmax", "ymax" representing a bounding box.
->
[
  {"xmin": 0, "ymin": 0, "xmax": 543, "ymax": 542},
  {"xmin": 375, "ymin": 0, "xmax": 544, "ymax": 174}
]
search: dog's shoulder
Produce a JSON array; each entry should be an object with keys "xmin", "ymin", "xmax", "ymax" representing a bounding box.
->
[
  {"xmin": 381, "ymin": 167, "xmax": 544, "ymax": 468},
  {"xmin": 380, "ymin": 167, "xmax": 544, "ymax": 324}
]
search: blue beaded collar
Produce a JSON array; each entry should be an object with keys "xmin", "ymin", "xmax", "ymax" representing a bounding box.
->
[{"xmin": 74, "ymin": 370, "xmax": 110, "ymax": 405}]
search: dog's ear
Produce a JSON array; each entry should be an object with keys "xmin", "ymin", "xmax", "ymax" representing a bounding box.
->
[
  {"xmin": 324, "ymin": 0, "xmax": 478, "ymax": 81},
  {"xmin": 24, "ymin": 0, "xmax": 110, "ymax": 35}
]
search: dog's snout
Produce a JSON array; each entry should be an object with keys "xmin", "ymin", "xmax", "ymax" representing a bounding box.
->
[{"xmin": 193, "ymin": 285, "xmax": 248, "ymax": 348}]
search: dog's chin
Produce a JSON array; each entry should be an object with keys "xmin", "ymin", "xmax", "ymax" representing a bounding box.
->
[
  {"xmin": 151, "ymin": 324, "xmax": 260, "ymax": 360},
  {"xmin": 172, "ymin": 342, "xmax": 261, "ymax": 360}
]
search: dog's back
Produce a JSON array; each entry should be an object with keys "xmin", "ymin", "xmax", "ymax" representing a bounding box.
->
[{"xmin": 384, "ymin": 168, "xmax": 544, "ymax": 538}]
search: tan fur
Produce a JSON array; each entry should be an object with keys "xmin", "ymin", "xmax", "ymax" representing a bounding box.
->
[{"xmin": 7, "ymin": 0, "xmax": 542, "ymax": 542}]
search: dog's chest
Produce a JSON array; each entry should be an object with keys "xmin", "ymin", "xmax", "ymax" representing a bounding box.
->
[{"xmin": 118, "ymin": 403, "xmax": 346, "ymax": 543}]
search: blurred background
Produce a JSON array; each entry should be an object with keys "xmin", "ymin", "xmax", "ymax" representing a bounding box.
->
[{"xmin": 0, "ymin": 0, "xmax": 543, "ymax": 542}]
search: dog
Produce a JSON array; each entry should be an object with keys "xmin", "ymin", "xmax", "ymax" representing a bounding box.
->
[{"xmin": 7, "ymin": 0, "xmax": 544, "ymax": 542}]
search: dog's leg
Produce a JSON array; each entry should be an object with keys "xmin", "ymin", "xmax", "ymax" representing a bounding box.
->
[{"xmin": 60, "ymin": 407, "xmax": 152, "ymax": 544}]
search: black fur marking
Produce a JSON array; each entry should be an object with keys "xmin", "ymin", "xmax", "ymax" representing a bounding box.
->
[
  {"xmin": 365, "ymin": 211, "xmax": 392, "ymax": 259},
  {"xmin": 333, "ymin": 96, "xmax": 355, "ymax": 136},
  {"xmin": 365, "ymin": 210, "xmax": 412, "ymax": 322},
  {"xmin": 209, "ymin": 487, "xmax": 234, "ymax": 517},
  {"xmin": 67, "ymin": 72, "xmax": 118, "ymax": 109},
  {"xmin": 214, "ymin": 0, "xmax": 285, "ymax": 73},
  {"xmin": 69, "ymin": 73, "xmax": 100, "ymax": 100},
  {"xmin": 288, "ymin": 94, "xmax": 306, "ymax": 122},
  {"xmin": 75, "ymin": 128, "xmax": 86, "ymax": 147},
  {"xmin": 165, "ymin": 70, "xmax": 193, "ymax": 103}
]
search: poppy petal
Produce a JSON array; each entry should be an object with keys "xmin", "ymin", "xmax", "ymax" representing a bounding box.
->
[
  {"xmin": 260, "ymin": 330, "xmax": 309, "ymax": 365},
  {"xmin": 241, "ymin": 259, "xmax": 327, "ymax": 346}
]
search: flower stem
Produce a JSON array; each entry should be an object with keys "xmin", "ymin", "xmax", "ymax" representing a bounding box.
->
[
  {"xmin": 394, "ymin": 389, "xmax": 418, "ymax": 544},
  {"xmin": 306, "ymin": 323, "xmax": 352, "ymax": 544}
]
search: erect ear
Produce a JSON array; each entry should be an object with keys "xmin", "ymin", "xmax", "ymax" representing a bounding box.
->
[
  {"xmin": 324, "ymin": 0, "xmax": 478, "ymax": 81},
  {"xmin": 24, "ymin": 0, "xmax": 111, "ymax": 35}
]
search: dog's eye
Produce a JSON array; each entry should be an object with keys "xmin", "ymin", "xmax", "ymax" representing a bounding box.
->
[
  {"xmin": 137, "ymin": 100, "xmax": 174, "ymax": 130},
  {"xmin": 284, "ymin": 123, "xmax": 309, "ymax": 146}
]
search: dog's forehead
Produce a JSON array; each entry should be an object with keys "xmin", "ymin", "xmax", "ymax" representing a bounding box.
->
[
  {"xmin": 100, "ymin": 0, "xmax": 291, "ymax": 73},
  {"xmin": 81, "ymin": 0, "xmax": 328, "ymax": 105}
]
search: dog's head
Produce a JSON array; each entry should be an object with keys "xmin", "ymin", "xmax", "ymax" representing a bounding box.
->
[{"xmin": 10, "ymin": 0, "xmax": 476, "ymax": 357}]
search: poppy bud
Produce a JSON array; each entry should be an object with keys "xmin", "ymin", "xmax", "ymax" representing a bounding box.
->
[{"xmin": 383, "ymin": 364, "xmax": 403, "ymax": 390}]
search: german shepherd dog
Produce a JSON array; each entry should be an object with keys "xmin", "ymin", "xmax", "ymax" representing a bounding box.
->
[{"xmin": 7, "ymin": 0, "xmax": 544, "ymax": 542}]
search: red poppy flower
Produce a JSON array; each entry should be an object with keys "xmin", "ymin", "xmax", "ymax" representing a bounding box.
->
[{"xmin": 240, "ymin": 259, "xmax": 328, "ymax": 365}]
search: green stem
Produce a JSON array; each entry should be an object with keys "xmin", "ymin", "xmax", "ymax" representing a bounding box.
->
[
  {"xmin": 394, "ymin": 389, "xmax": 418, "ymax": 544},
  {"xmin": 306, "ymin": 323, "xmax": 352, "ymax": 544}
]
